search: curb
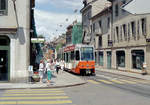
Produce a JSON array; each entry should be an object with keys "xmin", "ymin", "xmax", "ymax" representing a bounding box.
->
[
  {"xmin": 96, "ymin": 69, "xmax": 149, "ymax": 80},
  {"xmin": 0, "ymin": 81, "xmax": 87, "ymax": 90}
]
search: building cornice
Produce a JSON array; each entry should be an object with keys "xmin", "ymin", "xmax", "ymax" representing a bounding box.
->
[{"xmin": 0, "ymin": 28, "xmax": 17, "ymax": 34}]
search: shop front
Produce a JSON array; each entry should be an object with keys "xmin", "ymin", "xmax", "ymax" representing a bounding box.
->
[
  {"xmin": 0, "ymin": 36, "xmax": 10, "ymax": 81},
  {"xmin": 131, "ymin": 50, "xmax": 144, "ymax": 70}
]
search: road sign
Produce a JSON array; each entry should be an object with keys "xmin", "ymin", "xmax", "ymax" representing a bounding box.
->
[{"xmin": 31, "ymin": 38, "xmax": 45, "ymax": 43}]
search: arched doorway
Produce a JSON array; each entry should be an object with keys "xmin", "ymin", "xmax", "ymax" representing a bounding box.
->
[{"xmin": 0, "ymin": 36, "xmax": 10, "ymax": 81}]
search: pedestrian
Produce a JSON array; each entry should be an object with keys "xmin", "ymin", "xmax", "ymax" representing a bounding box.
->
[
  {"xmin": 56, "ymin": 59, "xmax": 60, "ymax": 74},
  {"xmin": 46, "ymin": 59, "xmax": 52, "ymax": 85},
  {"xmin": 39, "ymin": 60, "xmax": 44, "ymax": 83}
]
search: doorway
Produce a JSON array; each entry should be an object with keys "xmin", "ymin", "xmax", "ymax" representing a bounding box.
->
[
  {"xmin": 107, "ymin": 51, "xmax": 112, "ymax": 69},
  {"xmin": 0, "ymin": 36, "xmax": 10, "ymax": 81}
]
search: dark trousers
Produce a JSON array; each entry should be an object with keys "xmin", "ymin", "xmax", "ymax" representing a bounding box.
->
[{"xmin": 56, "ymin": 66, "xmax": 60, "ymax": 74}]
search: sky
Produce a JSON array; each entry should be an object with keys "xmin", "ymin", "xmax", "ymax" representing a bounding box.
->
[{"xmin": 35, "ymin": 0, "xmax": 83, "ymax": 41}]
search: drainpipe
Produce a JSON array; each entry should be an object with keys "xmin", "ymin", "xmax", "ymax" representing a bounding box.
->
[{"xmin": 12, "ymin": 0, "xmax": 19, "ymax": 28}]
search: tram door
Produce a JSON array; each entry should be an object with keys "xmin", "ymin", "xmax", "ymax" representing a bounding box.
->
[{"xmin": 0, "ymin": 50, "xmax": 8, "ymax": 81}]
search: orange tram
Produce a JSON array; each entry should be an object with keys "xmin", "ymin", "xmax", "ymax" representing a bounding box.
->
[{"xmin": 63, "ymin": 44, "xmax": 95, "ymax": 75}]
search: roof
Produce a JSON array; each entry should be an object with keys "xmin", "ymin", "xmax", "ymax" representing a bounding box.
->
[{"xmin": 123, "ymin": 0, "xmax": 150, "ymax": 14}]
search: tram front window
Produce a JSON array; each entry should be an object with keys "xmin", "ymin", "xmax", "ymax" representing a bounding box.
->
[{"xmin": 81, "ymin": 47, "xmax": 94, "ymax": 61}]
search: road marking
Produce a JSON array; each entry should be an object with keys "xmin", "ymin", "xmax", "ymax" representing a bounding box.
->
[
  {"xmin": 88, "ymin": 80, "xmax": 100, "ymax": 84},
  {"xmin": 6, "ymin": 89, "xmax": 61, "ymax": 92},
  {"xmin": 110, "ymin": 79, "xmax": 124, "ymax": 84},
  {"xmin": 3, "ymin": 93, "xmax": 66, "ymax": 96},
  {"xmin": 96, "ymin": 74, "xmax": 113, "ymax": 79},
  {"xmin": 0, "ymin": 96, "xmax": 69, "ymax": 100},
  {"xmin": 98, "ymin": 80, "xmax": 113, "ymax": 84},
  {"xmin": 5, "ymin": 91, "xmax": 64, "ymax": 94},
  {"xmin": 0, "ymin": 100, "xmax": 72, "ymax": 105},
  {"xmin": 119, "ymin": 79, "xmax": 137, "ymax": 84},
  {"xmin": 131, "ymin": 79, "xmax": 150, "ymax": 84}
]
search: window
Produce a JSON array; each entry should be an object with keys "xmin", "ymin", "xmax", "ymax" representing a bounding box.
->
[
  {"xmin": 107, "ymin": 17, "xmax": 110, "ymax": 28},
  {"xmin": 99, "ymin": 20, "xmax": 102, "ymax": 29},
  {"xmin": 0, "ymin": 0, "xmax": 7, "ymax": 15},
  {"xmin": 123, "ymin": 24, "xmax": 127, "ymax": 41},
  {"xmin": 93, "ymin": 23, "xmax": 96, "ymax": 32},
  {"xmin": 141, "ymin": 18, "xmax": 147, "ymax": 36},
  {"xmin": 115, "ymin": 4, "xmax": 119, "ymax": 17},
  {"xmin": 120, "ymin": 25, "xmax": 122, "ymax": 41},
  {"xmin": 128, "ymin": 23, "xmax": 130, "ymax": 40},
  {"xmin": 99, "ymin": 36, "xmax": 102, "ymax": 48},
  {"xmin": 131, "ymin": 21, "xmax": 136, "ymax": 39},
  {"xmin": 137, "ymin": 21, "xmax": 140, "ymax": 39},
  {"xmin": 116, "ymin": 26, "xmax": 119, "ymax": 42}
]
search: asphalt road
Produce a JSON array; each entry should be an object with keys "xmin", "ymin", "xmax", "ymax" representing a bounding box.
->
[{"xmin": 0, "ymin": 70, "xmax": 150, "ymax": 105}]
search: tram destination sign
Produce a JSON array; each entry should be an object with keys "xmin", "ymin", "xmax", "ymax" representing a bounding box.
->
[{"xmin": 64, "ymin": 45, "xmax": 75, "ymax": 52}]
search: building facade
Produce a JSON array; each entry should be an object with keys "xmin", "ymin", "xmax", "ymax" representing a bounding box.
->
[
  {"xmin": 0, "ymin": 0, "xmax": 32, "ymax": 82},
  {"xmin": 91, "ymin": 6, "xmax": 112, "ymax": 68},
  {"xmin": 108, "ymin": 0, "xmax": 150, "ymax": 73},
  {"xmin": 81, "ymin": 0, "xmax": 150, "ymax": 74}
]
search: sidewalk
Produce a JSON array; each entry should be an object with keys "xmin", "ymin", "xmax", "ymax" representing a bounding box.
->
[
  {"xmin": 0, "ymin": 71, "xmax": 86, "ymax": 90},
  {"xmin": 96, "ymin": 67, "xmax": 150, "ymax": 81}
]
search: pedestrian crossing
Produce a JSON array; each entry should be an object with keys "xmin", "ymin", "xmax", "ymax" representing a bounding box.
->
[
  {"xmin": 88, "ymin": 78, "xmax": 150, "ymax": 85},
  {"xmin": 0, "ymin": 88, "xmax": 74, "ymax": 105}
]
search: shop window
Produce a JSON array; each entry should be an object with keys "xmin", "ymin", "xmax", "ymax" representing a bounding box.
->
[
  {"xmin": 132, "ymin": 50, "xmax": 144, "ymax": 70},
  {"xmin": 99, "ymin": 52, "xmax": 103, "ymax": 66},
  {"xmin": 116, "ymin": 51, "xmax": 125, "ymax": 67},
  {"xmin": 141, "ymin": 18, "xmax": 147, "ymax": 36}
]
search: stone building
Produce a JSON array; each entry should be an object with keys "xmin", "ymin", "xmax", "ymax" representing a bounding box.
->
[
  {"xmin": 107, "ymin": 0, "xmax": 150, "ymax": 73},
  {"xmin": 0, "ymin": 0, "xmax": 34, "ymax": 82},
  {"xmin": 91, "ymin": 5, "xmax": 112, "ymax": 68},
  {"xmin": 81, "ymin": 0, "xmax": 150, "ymax": 74},
  {"xmin": 81, "ymin": 0, "xmax": 111, "ymax": 44}
]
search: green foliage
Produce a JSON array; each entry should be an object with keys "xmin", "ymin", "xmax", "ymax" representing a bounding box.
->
[{"xmin": 56, "ymin": 43, "xmax": 62, "ymax": 52}]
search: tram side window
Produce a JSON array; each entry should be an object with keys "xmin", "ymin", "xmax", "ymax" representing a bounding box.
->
[
  {"xmin": 76, "ymin": 50, "xmax": 80, "ymax": 60},
  {"xmin": 71, "ymin": 51, "xmax": 74, "ymax": 60}
]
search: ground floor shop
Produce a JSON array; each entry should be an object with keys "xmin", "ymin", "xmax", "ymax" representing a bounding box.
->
[
  {"xmin": 0, "ymin": 32, "xmax": 30, "ymax": 82},
  {"xmin": 95, "ymin": 46, "xmax": 150, "ymax": 74}
]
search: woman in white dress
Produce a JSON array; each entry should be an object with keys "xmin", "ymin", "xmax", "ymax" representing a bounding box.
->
[{"xmin": 39, "ymin": 60, "xmax": 44, "ymax": 83}]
